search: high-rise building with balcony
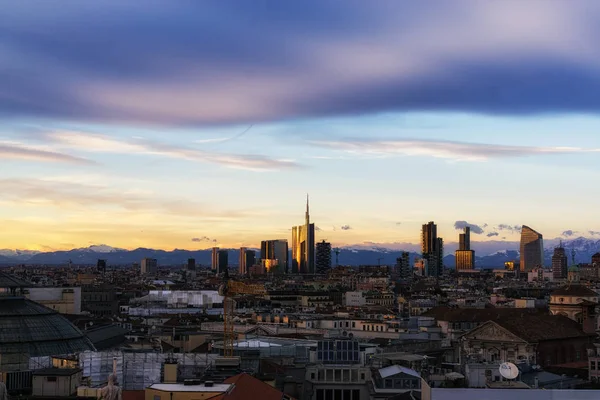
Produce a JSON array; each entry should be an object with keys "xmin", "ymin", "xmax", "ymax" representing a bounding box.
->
[
  {"xmin": 316, "ymin": 240, "xmax": 332, "ymax": 274},
  {"xmin": 396, "ymin": 251, "xmax": 412, "ymax": 281},
  {"xmin": 520, "ymin": 225, "xmax": 544, "ymax": 272},
  {"xmin": 552, "ymin": 245, "xmax": 568, "ymax": 280},
  {"xmin": 422, "ymin": 222, "xmax": 443, "ymax": 276},
  {"xmin": 292, "ymin": 195, "xmax": 315, "ymax": 274}
]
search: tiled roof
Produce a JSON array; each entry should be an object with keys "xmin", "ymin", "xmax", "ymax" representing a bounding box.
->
[
  {"xmin": 495, "ymin": 314, "xmax": 592, "ymax": 342},
  {"xmin": 422, "ymin": 306, "xmax": 545, "ymax": 322},
  {"xmin": 551, "ymin": 285, "xmax": 598, "ymax": 297},
  {"xmin": 0, "ymin": 271, "xmax": 30, "ymax": 288},
  {"xmin": 221, "ymin": 373, "xmax": 291, "ymax": 400}
]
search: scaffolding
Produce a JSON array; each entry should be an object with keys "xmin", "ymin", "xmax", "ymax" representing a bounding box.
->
[{"xmin": 77, "ymin": 351, "xmax": 221, "ymax": 390}]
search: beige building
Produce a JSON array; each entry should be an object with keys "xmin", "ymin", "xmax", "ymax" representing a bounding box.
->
[
  {"xmin": 32, "ymin": 368, "xmax": 82, "ymax": 397},
  {"xmin": 549, "ymin": 285, "xmax": 598, "ymax": 332},
  {"xmin": 455, "ymin": 250, "xmax": 475, "ymax": 271},
  {"xmin": 24, "ymin": 287, "xmax": 82, "ymax": 314}
]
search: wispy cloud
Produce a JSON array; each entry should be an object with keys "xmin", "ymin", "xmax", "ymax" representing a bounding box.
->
[
  {"xmin": 191, "ymin": 236, "xmax": 217, "ymax": 243},
  {"xmin": 0, "ymin": 142, "xmax": 92, "ymax": 165},
  {"xmin": 454, "ymin": 220, "xmax": 485, "ymax": 234},
  {"xmin": 487, "ymin": 232, "xmax": 499, "ymax": 237},
  {"xmin": 496, "ymin": 224, "xmax": 523, "ymax": 233},
  {"xmin": 311, "ymin": 138, "xmax": 600, "ymax": 162},
  {"xmin": 340, "ymin": 225, "xmax": 352, "ymax": 231},
  {"xmin": 589, "ymin": 230, "xmax": 600, "ymax": 236},
  {"xmin": 40, "ymin": 131, "xmax": 300, "ymax": 171},
  {"xmin": 562, "ymin": 230, "xmax": 578, "ymax": 237},
  {"xmin": 0, "ymin": 178, "xmax": 251, "ymax": 220}
]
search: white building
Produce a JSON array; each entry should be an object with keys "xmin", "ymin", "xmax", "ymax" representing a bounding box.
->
[{"xmin": 345, "ymin": 291, "xmax": 366, "ymax": 307}]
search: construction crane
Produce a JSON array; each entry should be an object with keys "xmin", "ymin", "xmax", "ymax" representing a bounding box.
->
[
  {"xmin": 218, "ymin": 270, "xmax": 267, "ymax": 357},
  {"xmin": 333, "ymin": 248, "xmax": 341, "ymax": 267}
]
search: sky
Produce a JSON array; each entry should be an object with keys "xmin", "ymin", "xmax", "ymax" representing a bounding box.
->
[{"xmin": 2, "ymin": 1, "xmax": 600, "ymax": 252}]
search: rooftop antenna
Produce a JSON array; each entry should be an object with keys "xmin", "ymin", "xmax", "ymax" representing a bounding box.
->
[{"xmin": 571, "ymin": 248, "xmax": 576, "ymax": 267}]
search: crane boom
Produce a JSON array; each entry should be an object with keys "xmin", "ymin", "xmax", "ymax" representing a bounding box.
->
[{"xmin": 219, "ymin": 277, "xmax": 267, "ymax": 357}]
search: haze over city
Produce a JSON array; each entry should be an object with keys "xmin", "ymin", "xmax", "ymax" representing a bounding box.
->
[{"xmin": 2, "ymin": 1, "xmax": 600, "ymax": 252}]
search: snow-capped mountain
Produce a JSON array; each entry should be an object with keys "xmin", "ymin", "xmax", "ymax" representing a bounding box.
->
[{"xmin": 0, "ymin": 237, "xmax": 598, "ymax": 268}]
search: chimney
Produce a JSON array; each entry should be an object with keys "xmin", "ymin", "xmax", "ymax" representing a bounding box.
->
[{"xmin": 163, "ymin": 359, "xmax": 178, "ymax": 384}]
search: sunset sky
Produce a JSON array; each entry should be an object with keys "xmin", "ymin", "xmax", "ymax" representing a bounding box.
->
[{"xmin": 2, "ymin": 1, "xmax": 600, "ymax": 251}]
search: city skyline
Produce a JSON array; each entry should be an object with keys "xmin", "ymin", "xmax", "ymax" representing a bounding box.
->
[{"xmin": 2, "ymin": 2, "xmax": 600, "ymax": 251}]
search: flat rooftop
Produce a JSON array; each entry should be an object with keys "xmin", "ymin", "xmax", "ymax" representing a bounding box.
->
[{"xmin": 148, "ymin": 383, "xmax": 231, "ymax": 393}]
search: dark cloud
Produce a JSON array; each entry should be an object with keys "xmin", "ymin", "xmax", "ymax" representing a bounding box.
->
[
  {"xmin": 454, "ymin": 221, "xmax": 484, "ymax": 234},
  {"xmin": 562, "ymin": 230, "xmax": 577, "ymax": 237},
  {"xmin": 590, "ymin": 230, "xmax": 600, "ymax": 236},
  {"xmin": 496, "ymin": 224, "xmax": 522, "ymax": 233},
  {"xmin": 191, "ymin": 236, "xmax": 216, "ymax": 243},
  {"xmin": 2, "ymin": 2, "xmax": 600, "ymax": 126},
  {"xmin": 340, "ymin": 225, "xmax": 352, "ymax": 231},
  {"xmin": 487, "ymin": 232, "xmax": 499, "ymax": 237}
]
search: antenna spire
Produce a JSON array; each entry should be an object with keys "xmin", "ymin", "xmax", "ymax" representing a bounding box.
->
[{"xmin": 305, "ymin": 193, "xmax": 310, "ymax": 224}]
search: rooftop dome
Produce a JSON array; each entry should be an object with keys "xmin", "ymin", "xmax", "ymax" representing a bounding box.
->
[{"xmin": 0, "ymin": 272, "xmax": 95, "ymax": 356}]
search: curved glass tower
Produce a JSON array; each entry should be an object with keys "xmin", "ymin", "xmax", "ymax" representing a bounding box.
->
[{"xmin": 520, "ymin": 225, "xmax": 544, "ymax": 271}]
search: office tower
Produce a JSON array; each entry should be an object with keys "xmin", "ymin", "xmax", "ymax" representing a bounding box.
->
[
  {"xmin": 239, "ymin": 247, "xmax": 247, "ymax": 274},
  {"xmin": 97, "ymin": 259, "xmax": 107, "ymax": 274},
  {"xmin": 456, "ymin": 227, "xmax": 475, "ymax": 271},
  {"xmin": 187, "ymin": 258, "xmax": 196, "ymax": 271},
  {"xmin": 217, "ymin": 250, "xmax": 228, "ymax": 274},
  {"xmin": 261, "ymin": 239, "xmax": 289, "ymax": 273},
  {"xmin": 421, "ymin": 222, "xmax": 443, "ymax": 276},
  {"xmin": 520, "ymin": 225, "xmax": 544, "ymax": 272},
  {"xmin": 315, "ymin": 240, "xmax": 332, "ymax": 274},
  {"xmin": 292, "ymin": 195, "xmax": 315, "ymax": 274},
  {"xmin": 141, "ymin": 258, "xmax": 158, "ymax": 275},
  {"xmin": 396, "ymin": 251, "xmax": 411, "ymax": 281},
  {"xmin": 552, "ymin": 245, "xmax": 568, "ymax": 280},
  {"xmin": 504, "ymin": 261, "xmax": 515, "ymax": 271},
  {"xmin": 244, "ymin": 250, "xmax": 256, "ymax": 273},
  {"xmin": 211, "ymin": 247, "xmax": 219, "ymax": 271},
  {"xmin": 459, "ymin": 227, "xmax": 471, "ymax": 251}
]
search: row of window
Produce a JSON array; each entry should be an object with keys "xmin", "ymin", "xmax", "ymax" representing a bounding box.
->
[{"xmin": 315, "ymin": 389, "xmax": 361, "ymax": 400}]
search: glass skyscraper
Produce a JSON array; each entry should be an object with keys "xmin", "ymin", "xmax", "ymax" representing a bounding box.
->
[{"xmin": 520, "ymin": 225, "xmax": 544, "ymax": 271}]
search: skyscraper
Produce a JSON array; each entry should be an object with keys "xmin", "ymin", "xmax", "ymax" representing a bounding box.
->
[
  {"xmin": 239, "ymin": 247, "xmax": 248, "ymax": 274},
  {"xmin": 211, "ymin": 247, "xmax": 219, "ymax": 271},
  {"xmin": 217, "ymin": 250, "xmax": 228, "ymax": 274},
  {"xmin": 422, "ymin": 221, "xmax": 443, "ymax": 276},
  {"xmin": 456, "ymin": 227, "xmax": 475, "ymax": 271},
  {"xmin": 315, "ymin": 240, "xmax": 332, "ymax": 274},
  {"xmin": 187, "ymin": 258, "xmax": 196, "ymax": 271},
  {"xmin": 396, "ymin": 251, "xmax": 411, "ymax": 281},
  {"xmin": 261, "ymin": 239, "xmax": 288, "ymax": 273},
  {"xmin": 459, "ymin": 227, "xmax": 471, "ymax": 251},
  {"xmin": 245, "ymin": 250, "xmax": 256, "ymax": 271},
  {"xmin": 141, "ymin": 258, "xmax": 158, "ymax": 275},
  {"xmin": 292, "ymin": 195, "xmax": 315, "ymax": 274},
  {"xmin": 552, "ymin": 245, "xmax": 568, "ymax": 280},
  {"xmin": 520, "ymin": 225, "xmax": 544, "ymax": 272}
]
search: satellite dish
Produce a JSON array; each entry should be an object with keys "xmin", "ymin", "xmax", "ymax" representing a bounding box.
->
[{"xmin": 499, "ymin": 362, "xmax": 519, "ymax": 380}]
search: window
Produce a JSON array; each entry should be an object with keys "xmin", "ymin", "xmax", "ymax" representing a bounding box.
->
[
  {"xmin": 352, "ymin": 322, "xmax": 355, "ymax": 328},
  {"xmin": 360, "ymin": 373, "xmax": 365, "ymax": 380},
  {"xmin": 316, "ymin": 389, "xmax": 324, "ymax": 400},
  {"xmin": 311, "ymin": 373, "xmax": 315, "ymax": 380}
]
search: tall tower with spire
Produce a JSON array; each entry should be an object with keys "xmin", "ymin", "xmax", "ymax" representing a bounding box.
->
[{"xmin": 292, "ymin": 194, "xmax": 315, "ymax": 274}]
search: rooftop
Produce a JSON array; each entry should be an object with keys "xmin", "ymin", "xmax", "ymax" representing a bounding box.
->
[
  {"xmin": 551, "ymin": 285, "xmax": 598, "ymax": 297},
  {"xmin": 0, "ymin": 296, "xmax": 95, "ymax": 356},
  {"xmin": 148, "ymin": 383, "xmax": 231, "ymax": 392}
]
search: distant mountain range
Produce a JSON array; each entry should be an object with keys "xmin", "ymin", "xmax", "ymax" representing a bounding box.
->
[{"xmin": 0, "ymin": 237, "xmax": 599, "ymax": 268}]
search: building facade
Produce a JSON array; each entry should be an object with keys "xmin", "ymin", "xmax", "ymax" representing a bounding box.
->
[
  {"xmin": 211, "ymin": 247, "xmax": 220, "ymax": 271},
  {"xmin": 261, "ymin": 239, "xmax": 288, "ymax": 273},
  {"xmin": 422, "ymin": 222, "xmax": 443, "ymax": 277},
  {"xmin": 217, "ymin": 250, "xmax": 228, "ymax": 274},
  {"xmin": 292, "ymin": 196, "xmax": 315, "ymax": 274},
  {"xmin": 396, "ymin": 251, "xmax": 412, "ymax": 281},
  {"xmin": 316, "ymin": 240, "xmax": 332, "ymax": 274},
  {"xmin": 520, "ymin": 225, "xmax": 544, "ymax": 271},
  {"xmin": 552, "ymin": 246, "xmax": 568, "ymax": 280},
  {"xmin": 141, "ymin": 258, "xmax": 158, "ymax": 275}
]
